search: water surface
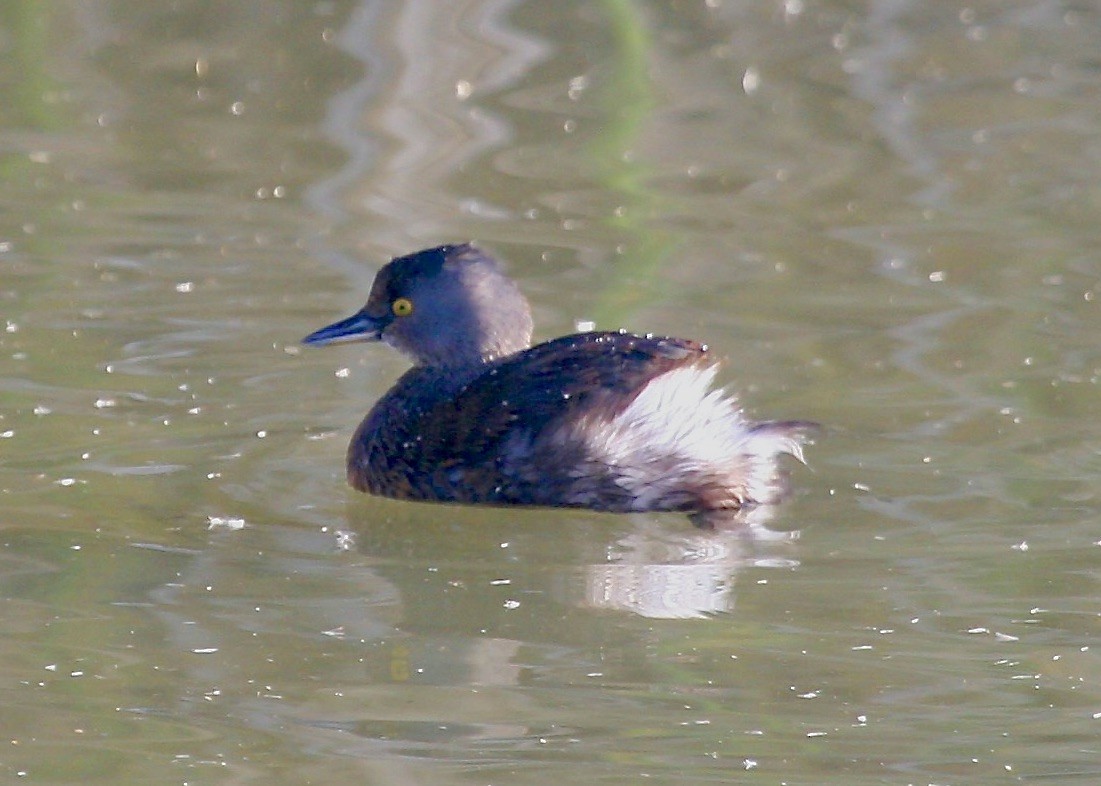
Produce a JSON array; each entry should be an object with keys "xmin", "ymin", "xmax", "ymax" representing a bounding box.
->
[{"xmin": 2, "ymin": 1, "xmax": 1101, "ymax": 783}]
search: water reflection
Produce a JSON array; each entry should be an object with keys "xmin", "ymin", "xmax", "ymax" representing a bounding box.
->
[
  {"xmin": 574, "ymin": 511, "xmax": 798, "ymax": 618},
  {"xmin": 344, "ymin": 503, "xmax": 801, "ymax": 623},
  {"xmin": 4, "ymin": 0, "xmax": 1101, "ymax": 782}
]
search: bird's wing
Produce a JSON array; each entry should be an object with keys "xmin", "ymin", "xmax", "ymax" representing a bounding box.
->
[{"xmin": 414, "ymin": 331, "xmax": 710, "ymax": 466}]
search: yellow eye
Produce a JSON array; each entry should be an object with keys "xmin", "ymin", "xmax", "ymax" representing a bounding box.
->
[{"xmin": 391, "ymin": 297, "xmax": 414, "ymax": 317}]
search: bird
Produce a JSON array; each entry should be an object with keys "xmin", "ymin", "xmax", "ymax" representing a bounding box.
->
[{"xmin": 302, "ymin": 243, "xmax": 813, "ymax": 528}]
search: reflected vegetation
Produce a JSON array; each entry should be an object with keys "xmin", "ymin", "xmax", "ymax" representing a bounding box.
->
[{"xmin": 2, "ymin": 0, "xmax": 1101, "ymax": 784}]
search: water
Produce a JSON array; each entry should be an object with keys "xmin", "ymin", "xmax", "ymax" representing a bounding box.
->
[{"xmin": 2, "ymin": 1, "xmax": 1101, "ymax": 783}]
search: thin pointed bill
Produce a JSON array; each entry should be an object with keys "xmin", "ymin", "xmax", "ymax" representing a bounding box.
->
[{"xmin": 302, "ymin": 312, "xmax": 384, "ymax": 346}]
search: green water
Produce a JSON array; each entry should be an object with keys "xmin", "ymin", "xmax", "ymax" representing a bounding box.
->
[{"xmin": 2, "ymin": 1, "xmax": 1101, "ymax": 784}]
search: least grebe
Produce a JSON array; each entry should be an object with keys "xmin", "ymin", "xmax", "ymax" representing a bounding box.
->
[{"xmin": 303, "ymin": 244, "xmax": 813, "ymax": 527}]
